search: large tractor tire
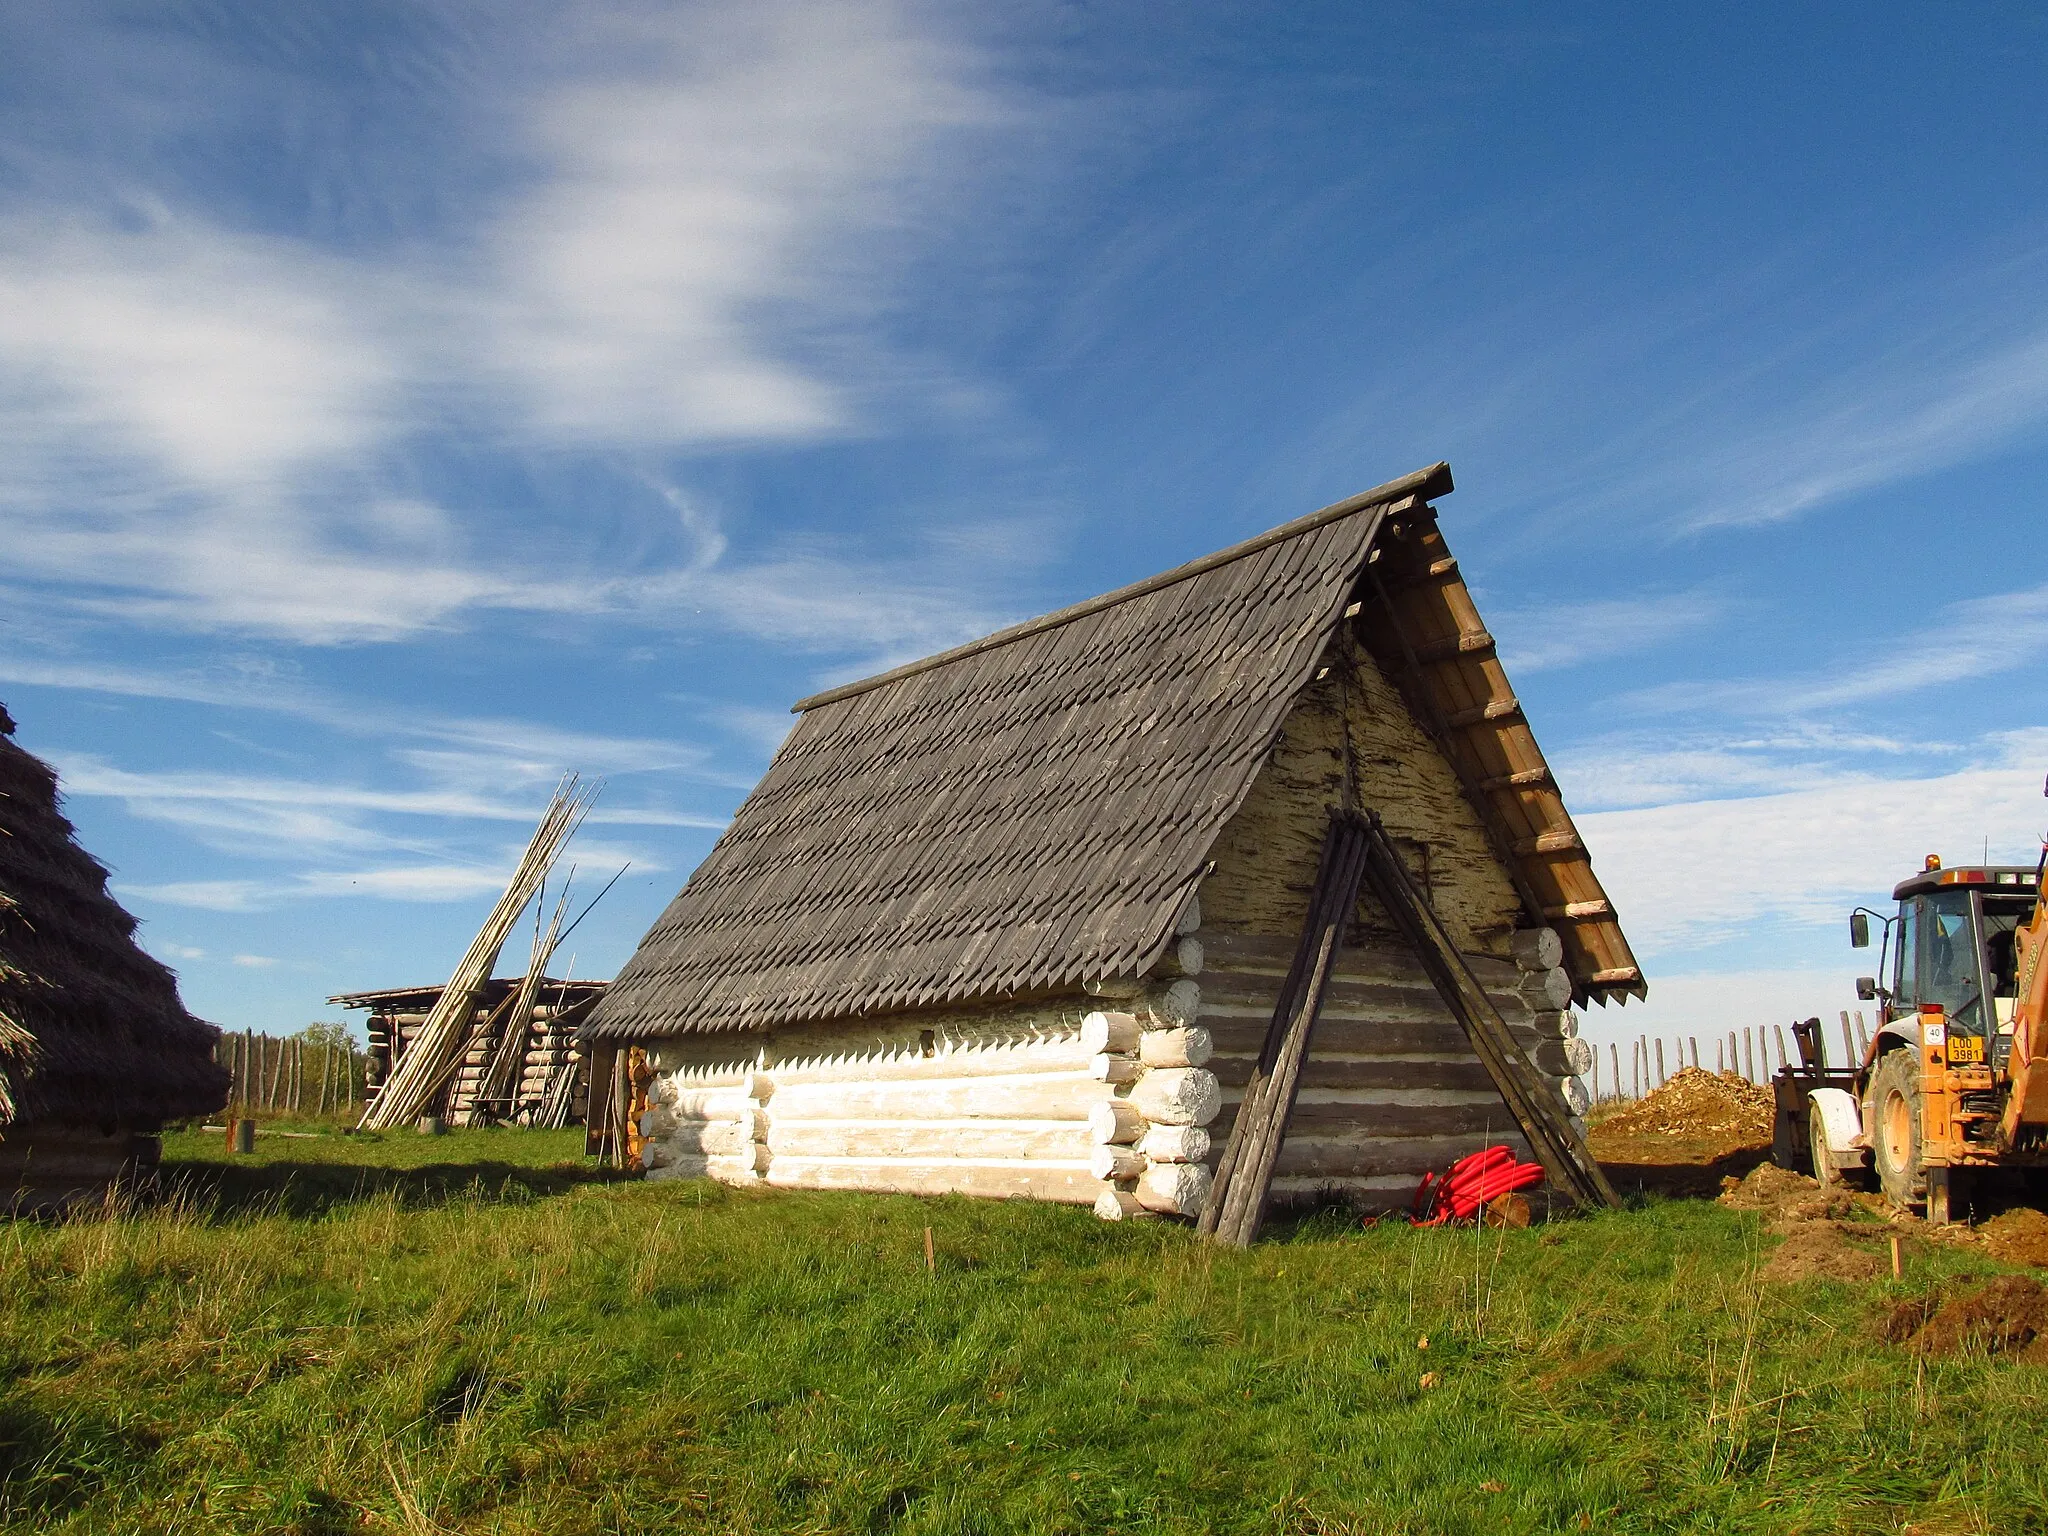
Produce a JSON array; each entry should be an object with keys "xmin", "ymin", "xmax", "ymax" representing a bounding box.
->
[
  {"xmin": 1807, "ymin": 1102, "xmax": 1838, "ymax": 1187},
  {"xmin": 1868, "ymin": 1048, "xmax": 1925, "ymax": 1211}
]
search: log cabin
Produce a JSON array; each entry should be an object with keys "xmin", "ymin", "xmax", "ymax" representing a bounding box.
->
[
  {"xmin": 584, "ymin": 463, "xmax": 1643, "ymax": 1218},
  {"xmin": 334, "ymin": 976, "xmax": 605, "ymax": 1127},
  {"xmin": 0, "ymin": 702, "xmax": 229, "ymax": 1211}
]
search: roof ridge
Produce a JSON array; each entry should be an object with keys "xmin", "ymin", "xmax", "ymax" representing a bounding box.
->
[{"xmin": 791, "ymin": 461, "xmax": 1452, "ymax": 713}]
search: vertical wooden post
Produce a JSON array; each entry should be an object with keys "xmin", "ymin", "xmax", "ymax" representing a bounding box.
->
[
  {"xmin": 1590, "ymin": 1047, "xmax": 1599, "ymax": 1102},
  {"xmin": 1841, "ymin": 1013, "xmax": 1856, "ymax": 1066},
  {"xmin": 1653, "ymin": 1038, "xmax": 1665, "ymax": 1087},
  {"xmin": 1609, "ymin": 1042, "xmax": 1620, "ymax": 1102}
]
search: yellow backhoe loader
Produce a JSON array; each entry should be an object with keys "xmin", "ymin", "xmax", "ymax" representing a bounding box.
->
[{"xmin": 1773, "ymin": 781, "xmax": 2048, "ymax": 1223}]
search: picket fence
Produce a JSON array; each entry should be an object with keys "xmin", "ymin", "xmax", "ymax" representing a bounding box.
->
[{"xmin": 215, "ymin": 1031, "xmax": 366, "ymax": 1116}]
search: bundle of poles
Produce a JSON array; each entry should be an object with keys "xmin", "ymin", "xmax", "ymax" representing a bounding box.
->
[{"xmin": 359, "ymin": 777, "xmax": 598, "ymax": 1131}]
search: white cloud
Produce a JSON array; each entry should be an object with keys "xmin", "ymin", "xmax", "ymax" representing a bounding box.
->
[
  {"xmin": 291, "ymin": 866, "xmax": 520, "ymax": 902},
  {"xmin": 1677, "ymin": 324, "xmax": 2048, "ymax": 531},
  {"xmin": 1581, "ymin": 732, "xmax": 2048, "ymax": 957},
  {"xmin": 486, "ymin": 2, "xmax": 987, "ymax": 445},
  {"xmin": 231, "ymin": 953, "xmax": 280, "ymax": 969},
  {"xmin": 126, "ymin": 862, "xmax": 544, "ymax": 911},
  {"xmin": 0, "ymin": 214, "xmax": 401, "ymax": 491},
  {"xmin": 0, "ymin": 1, "xmax": 1009, "ymax": 648},
  {"xmin": 1552, "ymin": 722, "xmax": 1963, "ymax": 813},
  {"xmin": 1620, "ymin": 580, "xmax": 2048, "ymax": 720},
  {"xmin": 1491, "ymin": 590, "xmax": 1724, "ymax": 675}
]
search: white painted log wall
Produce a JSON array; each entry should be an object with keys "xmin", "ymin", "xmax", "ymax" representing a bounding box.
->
[{"xmin": 636, "ymin": 999, "xmax": 1186, "ymax": 1206}]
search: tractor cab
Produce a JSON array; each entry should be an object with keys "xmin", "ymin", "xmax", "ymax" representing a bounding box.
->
[{"xmin": 1855, "ymin": 860, "xmax": 2042, "ymax": 1069}]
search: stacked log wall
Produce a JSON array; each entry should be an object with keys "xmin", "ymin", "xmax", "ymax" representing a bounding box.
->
[
  {"xmin": 1191, "ymin": 650, "xmax": 1584, "ymax": 1209},
  {"xmin": 367, "ymin": 1003, "xmax": 587, "ymax": 1125}
]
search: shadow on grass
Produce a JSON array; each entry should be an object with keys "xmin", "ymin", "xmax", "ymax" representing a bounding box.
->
[
  {"xmin": 146, "ymin": 1157, "xmax": 631, "ymax": 1220},
  {"xmin": 1598, "ymin": 1142, "xmax": 1774, "ymax": 1202}
]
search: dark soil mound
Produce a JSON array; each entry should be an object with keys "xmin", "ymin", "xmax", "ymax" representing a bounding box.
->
[
  {"xmin": 1981, "ymin": 1207, "xmax": 2048, "ymax": 1269},
  {"xmin": 1885, "ymin": 1275, "xmax": 2048, "ymax": 1363}
]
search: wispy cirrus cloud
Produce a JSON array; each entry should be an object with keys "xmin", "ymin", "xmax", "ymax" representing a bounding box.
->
[
  {"xmin": 1619, "ymin": 580, "xmax": 2048, "ymax": 719},
  {"xmin": 0, "ymin": 1, "xmax": 1011, "ymax": 648},
  {"xmin": 1490, "ymin": 588, "xmax": 1726, "ymax": 675}
]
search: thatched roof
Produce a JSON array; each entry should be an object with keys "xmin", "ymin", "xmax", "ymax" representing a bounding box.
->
[
  {"xmin": 588, "ymin": 462, "xmax": 1641, "ymax": 1043},
  {"xmin": 0, "ymin": 704, "xmax": 228, "ymax": 1129}
]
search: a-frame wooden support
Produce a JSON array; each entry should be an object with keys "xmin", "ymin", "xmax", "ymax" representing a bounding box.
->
[
  {"xmin": 1199, "ymin": 811, "xmax": 1372, "ymax": 1247},
  {"xmin": 1200, "ymin": 808, "xmax": 1617, "ymax": 1246}
]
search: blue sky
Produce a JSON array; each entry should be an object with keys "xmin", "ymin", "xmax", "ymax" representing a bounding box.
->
[{"xmin": 3, "ymin": 3, "xmax": 2045, "ymax": 1061}]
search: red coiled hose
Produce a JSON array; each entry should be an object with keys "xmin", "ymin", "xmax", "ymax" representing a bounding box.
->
[{"xmin": 1408, "ymin": 1144, "xmax": 1545, "ymax": 1225}]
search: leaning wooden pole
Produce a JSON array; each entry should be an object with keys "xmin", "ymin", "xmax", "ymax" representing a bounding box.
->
[
  {"xmin": 1355, "ymin": 812, "xmax": 1619, "ymax": 1210},
  {"xmin": 1200, "ymin": 810, "xmax": 1372, "ymax": 1247},
  {"xmin": 360, "ymin": 777, "xmax": 596, "ymax": 1130}
]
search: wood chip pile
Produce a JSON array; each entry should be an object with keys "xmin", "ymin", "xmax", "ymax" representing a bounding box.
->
[{"xmin": 1594, "ymin": 1065, "xmax": 1774, "ymax": 1143}]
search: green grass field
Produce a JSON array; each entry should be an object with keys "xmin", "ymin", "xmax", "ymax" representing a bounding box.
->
[{"xmin": 0, "ymin": 1127, "xmax": 2041, "ymax": 1534}]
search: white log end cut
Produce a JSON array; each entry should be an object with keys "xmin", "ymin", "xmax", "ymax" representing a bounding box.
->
[
  {"xmin": 1136, "ymin": 1161, "xmax": 1211, "ymax": 1216},
  {"xmin": 1081, "ymin": 1011, "xmax": 1142, "ymax": 1054},
  {"xmin": 1142, "ymin": 979, "xmax": 1202, "ymax": 1029},
  {"xmin": 1175, "ymin": 894, "xmax": 1202, "ymax": 937},
  {"xmin": 1138, "ymin": 1027, "xmax": 1212, "ymax": 1069},
  {"xmin": 1532, "ymin": 1009, "xmax": 1580, "ymax": 1041},
  {"xmin": 1131, "ymin": 1067, "xmax": 1220, "ymax": 1127},
  {"xmin": 1519, "ymin": 966, "xmax": 1574, "ymax": 1011},
  {"xmin": 1089, "ymin": 1052, "xmax": 1141, "ymax": 1084},
  {"xmin": 1093, "ymin": 1189, "xmax": 1149, "ymax": 1222},
  {"xmin": 1557, "ymin": 1075, "xmax": 1592, "ymax": 1116},
  {"xmin": 1157, "ymin": 935, "xmax": 1204, "ymax": 978},
  {"xmin": 1088, "ymin": 1099, "xmax": 1146, "ymax": 1145},
  {"xmin": 1139, "ymin": 1124, "xmax": 1210, "ymax": 1164},
  {"xmin": 1533, "ymin": 1037, "xmax": 1594, "ymax": 1077},
  {"xmin": 1087, "ymin": 1144, "xmax": 1147, "ymax": 1180},
  {"xmin": 1510, "ymin": 927, "xmax": 1564, "ymax": 972}
]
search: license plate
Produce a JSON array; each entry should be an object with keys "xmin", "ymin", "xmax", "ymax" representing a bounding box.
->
[{"xmin": 1948, "ymin": 1036, "xmax": 1985, "ymax": 1064}]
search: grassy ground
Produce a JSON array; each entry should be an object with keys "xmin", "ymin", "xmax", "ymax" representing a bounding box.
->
[{"xmin": 0, "ymin": 1131, "xmax": 2042, "ymax": 1534}]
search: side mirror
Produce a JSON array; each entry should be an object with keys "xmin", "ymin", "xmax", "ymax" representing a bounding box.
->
[
  {"xmin": 1849, "ymin": 913, "xmax": 1870, "ymax": 949},
  {"xmin": 1856, "ymin": 976, "xmax": 1878, "ymax": 1000}
]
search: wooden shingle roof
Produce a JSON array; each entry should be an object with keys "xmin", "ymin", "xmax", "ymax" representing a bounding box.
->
[{"xmin": 589, "ymin": 463, "xmax": 1641, "ymax": 1041}]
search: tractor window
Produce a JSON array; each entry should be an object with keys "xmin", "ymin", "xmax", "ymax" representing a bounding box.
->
[
  {"xmin": 1895, "ymin": 897, "xmax": 1920, "ymax": 1008},
  {"xmin": 1921, "ymin": 889, "xmax": 1985, "ymax": 1032},
  {"xmin": 1984, "ymin": 895, "xmax": 2032, "ymax": 1030}
]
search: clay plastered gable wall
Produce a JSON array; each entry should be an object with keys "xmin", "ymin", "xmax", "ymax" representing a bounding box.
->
[{"xmin": 1198, "ymin": 648, "xmax": 1524, "ymax": 954}]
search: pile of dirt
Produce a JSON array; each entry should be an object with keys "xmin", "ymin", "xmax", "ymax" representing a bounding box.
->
[
  {"xmin": 1717, "ymin": 1162, "xmax": 1854, "ymax": 1226},
  {"xmin": 1981, "ymin": 1207, "xmax": 2048, "ymax": 1269},
  {"xmin": 1591, "ymin": 1067, "xmax": 1774, "ymax": 1144},
  {"xmin": 1884, "ymin": 1275, "xmax": 2048, "ymax": 1363},
  {"xmin": 1764, "ymin": 1227, "xmax": 1888, "ymax": 1283},
  {"xmin": 1717, "ymin": 1164, "xmax": 1890, "ymax": 1283}
]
